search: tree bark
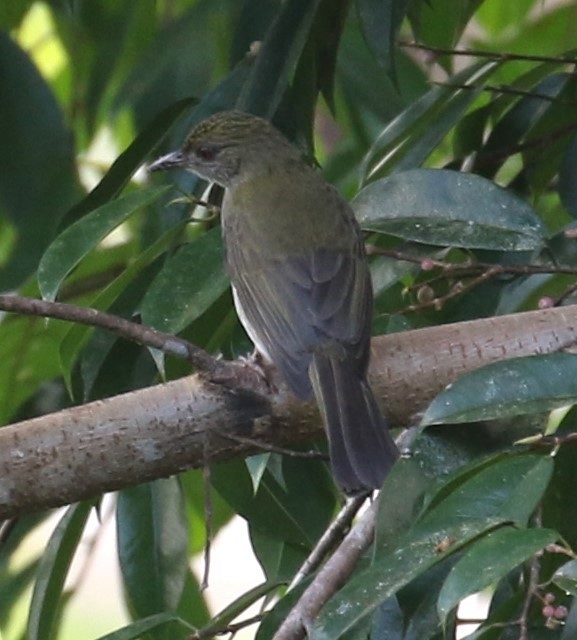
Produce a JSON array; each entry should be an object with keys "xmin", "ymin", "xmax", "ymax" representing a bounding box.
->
[{"xmin": 1, "ymin": 306, "xmax": 576, "ymax": 519}]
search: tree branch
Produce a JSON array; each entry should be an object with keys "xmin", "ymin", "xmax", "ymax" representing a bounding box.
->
[
  {"xmin": 272, "ymin": 499, "xmax": 379, "ymax": 640},
  {"xmin": 0, "ymin": 294, "xmax": 219, "ymax": 373},
  {"xmin": 0, "ymin": 306, "xmax": 576, "ymax": 519}
]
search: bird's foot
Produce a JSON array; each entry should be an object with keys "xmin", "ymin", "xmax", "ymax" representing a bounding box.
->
[{"xmin": 210, "ymin": 351, "xmax": 279, "ymax": 396}]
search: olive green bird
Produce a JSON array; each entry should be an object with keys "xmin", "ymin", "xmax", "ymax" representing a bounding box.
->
[{"xmin": 148, "ymin": 110, "xmax": 398, "ymax": 494}]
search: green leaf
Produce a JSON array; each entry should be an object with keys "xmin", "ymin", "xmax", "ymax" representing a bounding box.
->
[
  {"xmin": 140, "ymin": 226, "xmax": 229, "ymax": 334},
  {"xmin": 357, "ymin": 0, "xmax": 411, "ymax": 78},
  {"xmin": 0, "ymin": 33, "xmax": 82, "ymax": 288},
  {"xmin": 38, "ymin": 187, "xmax": 168, "ymax": 302},
  {"xmin": 117, "ymin": 478, "xmax": 189, "ymax": 621},
  {"xmin": 310, "ymin": 517, "xmax": 502, "ymax": 640},
  {"xmin": 422, "ymin": 354, "xmax": 577, "ymax": 426},
  {"xmin": 354, "ymin": 169, "xmax": 547, "ymax": 250},
  {"xmin": 417, "ymin": 454, "xmax": 553, "ymax": 534},
  {"xmin": 212, "ymin": 456, "xmax": 336, "ymax": 549},
  {"xmin": 62, "ymin": 97, "xmax": 196, "ymax": 227},
  {"xmin": 237, "ymin": 0, "xmax": 321, "ymax": 117},
  {"xmin": 553, "ymin": 559, "xmax": 577, "ymax": 596},
  {"xmin": 250, "ymin": 528, "xmax": 309, "ymax": 583},
  {"xmin": 311, "ymin": 454, "xmax": 553, "ymax": 639},
  {"xmin": 246, "ymin": 454, "xmax": 273, "ymax": 494},
  {"xmin": 58, "ymin": 220, "xmax": 187, "ymax": 393},
  {"xmin": 360, "ymin": 61, "xmax": 499, "ymax": 182},
  {"xmin": 204, "ymin": 580, "xmax": 283, "ymax": 633},
  {"xmin": 95, "ymin": 613, "xmax": 191, "ymax": 640},
  {"xmin": 27, "ymin": 501, "xmax": 94, "ymax": 640},
  {"xmin": 409, "ymin": 0, "xmax": 485, "ymax": 51},
  {"xmin": 437, "ymin": 527, "xmax": 559, "ymax": 622}
]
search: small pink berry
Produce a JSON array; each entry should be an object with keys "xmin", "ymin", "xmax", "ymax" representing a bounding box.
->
[
  {"xmin": 543, "ymin": 593, "xmax": 555, "ymax": 604},
  {"xmin": 420, "ymin": 258, "xmax": 436, "ymax": 271},
  {"xmin": 542, "ymin": 604, "xmax": 556, "ymax": 618},
  {"xmin": 538, "ymin": 297, "xmax": 555, "ymax": 309},
  {"xmin": 554, "ymin": 605, "xmax": 568, "ymax": 619}
]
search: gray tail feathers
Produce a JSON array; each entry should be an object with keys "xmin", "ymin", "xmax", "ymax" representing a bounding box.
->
[{"xmin": 310, "ymin": 353, "xmax": 399, "ymax": 494}]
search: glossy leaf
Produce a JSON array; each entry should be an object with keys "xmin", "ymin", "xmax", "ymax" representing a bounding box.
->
[
  {"xmin": 360, "ymin": 61, "xmax": 499, "ymax": 182},
  {"xmin": 310, "ymin": 517, "xmax": 501, "ymax": 640},
  {"xmin": 437, "ymin": 526, "xmax": 558, "ymax": 622},
  {"xmin": 117, "ymin": 479, "xmax": 189, "ymax": 621},
  {"xmin": 27, "ymin": 501, "xmax": 94, "ymax": 640},
  {"xmin": 553, "ymin": 559, "xmax": 577, "ymax": 596},
  {"xmin": 38, "ymin": 187, "xmax": 168, "ymax": 302},
  {"xmin": 311, "ymin": 454, "xmax": 551, "ymax": 639},
  {"xmin": 354, "ymin": 168, "xmax": 547, "ymax": 250},
  {"xmin": 140, "ymin": 226, "xmax": 229, "ymax": 334},
  {"xmin": 416, "ymin": 454, "xmax": 553, "ymax": 534},
  {"xmin": 422, "ymin": 354, "xmax": 577, "ymax": 425}
]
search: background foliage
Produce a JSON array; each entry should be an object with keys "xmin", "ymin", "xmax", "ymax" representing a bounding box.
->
[{"xmin": 2, "ymin": 0, "xmax": 577, "ymax": 639}]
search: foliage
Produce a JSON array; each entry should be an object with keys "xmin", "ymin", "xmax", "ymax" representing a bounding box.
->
[{"xmin": 2, "ymin": 0, "xmax": 577, "ymax": 639}]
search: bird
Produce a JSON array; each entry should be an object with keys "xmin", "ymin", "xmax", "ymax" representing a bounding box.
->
[{"xmin": 148, "ymin": 110, "xmax": 398, "ymax": 493}]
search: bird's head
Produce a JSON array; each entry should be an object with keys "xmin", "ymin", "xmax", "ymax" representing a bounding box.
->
[{"xmin": 148, "ymin": 110, "xmax": 297, "ymax": 187}]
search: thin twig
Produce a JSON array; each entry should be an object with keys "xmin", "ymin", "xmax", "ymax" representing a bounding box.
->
[
  {"xmin": 201, "ymin": 461, "xmax": 212, "ymax": 591},
  {"xmin": 519, "ymin": 552, "xmax": 541, "ymax": 640},
  {"xmin": 188, "ymin": 612, "xmax": 266, "ymax": 639},
  {"xmin": 0, "ymin": 294, "xmax": 219, "ymax": 373},
  {"xmin": 288, "ymin": 494, "xmax": 369, "ymax": 591},
  {"xmin": 272, "ymin": 499, "xmax": 379, "ymax": 640},
  {"xmin": 222, "ymin": 433, "xmax": 328, "ymax": 459},
  {"xmin": 432, "ymin": 80, "xmax": 577, "ymax": 105},
  {"xmin": 400, "ymin": 42, "xmax": 577, "ymax": 65}
]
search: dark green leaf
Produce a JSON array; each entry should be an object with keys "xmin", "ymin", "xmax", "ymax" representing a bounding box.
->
[
  {"xmin": 62, "ymin": 97, "xmax": 197, "ymax": 227},
  {"xmin": 212, "ymin": 456, "xmax": 336, "ymax": 549},
  {"xmin": 140, "ymin": 226, "xmax": 229, "ymax": 334},
  {"xmin": 437, "ymin": 526, "xmax": 559, "ymax": 622},
  {"xmin": 250, "ymin": 528, "xmax": 309, "ymax": 583},
  {"xmin": 417, "ymin": 454, "xmax": 553, "ymax": 534},
  {"xmin": 354, "ymin": 169, "xmax": 546, "ymax": 250},
  {"xmin": 422, "ymin": 354, "xmax": 577, "ymax": 425},
  {"xmin": 310, "ymin": 517, "xmax": 501, "ymax": 640},
  {"xmin": 0, "ymin": 33, "xmax": 82, "ymax": 288},
  {"xmin": 27, "ymin": 501, "xmax": 94, "ymax": 640},
  {"xmin": 58, "ymin": 220, "xmax": 187, "ymax": 392},
  {"xmin": 357, "ymin": 0, "xmax": 411, "ymax": 77},
  {"xmin": 237, "ymin": 0, "xmax": 321, "ymax": 117},
  {"xmin": 38, "ymin": 187, "xmax": 168, "ymax": 302},
  {"xmin": 360, "ymin": 61, "xmax": 499, "ymax": 181},
  {"xmin": 117, "ymin": 479, "xmax": 189, "ymax": 621}
]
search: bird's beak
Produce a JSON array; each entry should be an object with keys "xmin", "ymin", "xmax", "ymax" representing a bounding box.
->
[{"xmin": 147, "ymin": 150, "xmax": 186, "ymax": 173}]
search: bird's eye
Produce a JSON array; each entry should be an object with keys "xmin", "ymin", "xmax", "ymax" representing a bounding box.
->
[{"xmin": 195, "ymin": 146, "xmax": 217, "ymax": 161}]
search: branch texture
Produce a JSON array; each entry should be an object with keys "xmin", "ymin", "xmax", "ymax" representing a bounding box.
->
[{"xmin": 0, "ymin": 306, "xmax": 576, "ymax": 519}]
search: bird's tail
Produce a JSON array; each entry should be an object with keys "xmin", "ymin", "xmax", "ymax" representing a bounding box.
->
[{"xmin": 309, "ymin": 352, "xmax": 398, "ymax": 494}]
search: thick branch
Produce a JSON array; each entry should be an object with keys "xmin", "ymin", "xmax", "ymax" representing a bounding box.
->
[{"xmin": 0, "ymin": 306, "xmax": 576, "ymax": 519}]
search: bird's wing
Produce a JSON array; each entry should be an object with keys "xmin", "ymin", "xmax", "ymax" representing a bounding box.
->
[{"xmin": 227, "ymin": 239, "xmax": 373, "ymax": 399}]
